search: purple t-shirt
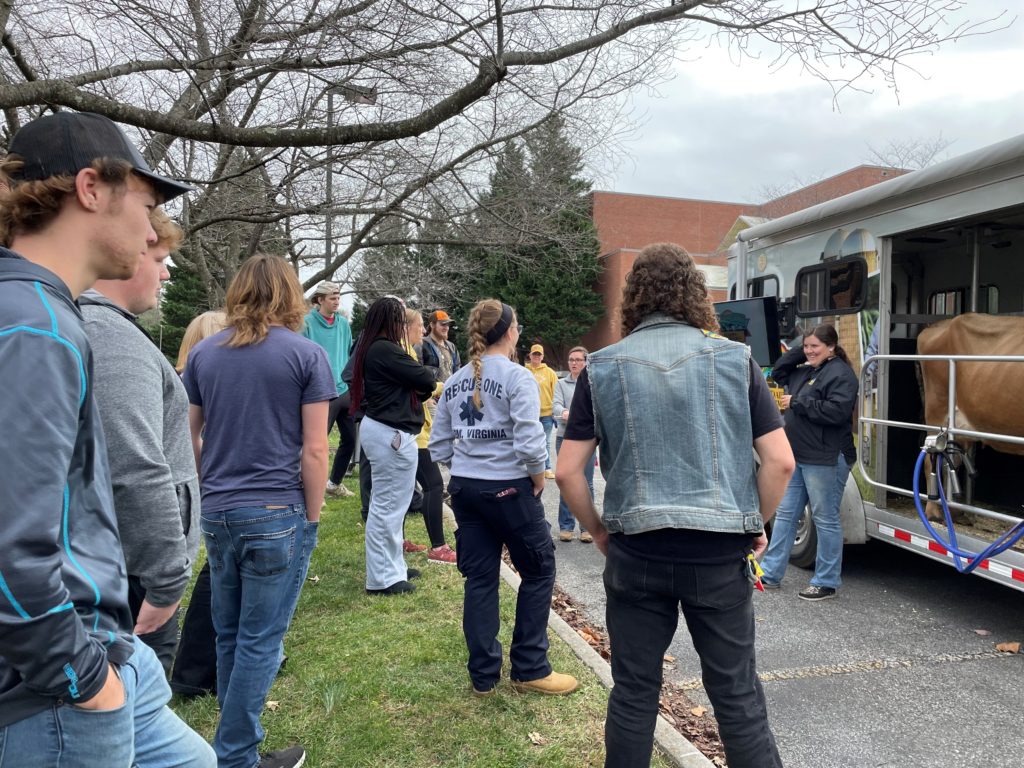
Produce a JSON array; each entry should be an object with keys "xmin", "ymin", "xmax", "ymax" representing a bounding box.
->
[{"xmin": 183, "ymin": 326, "xmax": 336, "ymax": 513}]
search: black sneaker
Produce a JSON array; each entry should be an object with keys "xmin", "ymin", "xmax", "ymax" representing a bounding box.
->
[
  {"xmin": 798, "ymin": 585, "xmax": 836, "ymax": 601},
  {"xmin": 366, "ymin": 581, "xmax": 415, "ymax": 595},
  {"xmin": 760, "ymin": 579, "xmax": 781, "ymax": 591},
  {"xmin": 259, "ymin": 745, "xmax": 306, "ymax": 768}
]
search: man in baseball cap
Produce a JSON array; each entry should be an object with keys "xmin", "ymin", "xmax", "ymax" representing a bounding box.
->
[
  {"xmin": 525, "ymin": 343, "xmax": 559, "ymax": 478},
  {"xmin": 302, "ymin": 281, "xmax": 357, "ymax": 500},
  {"xmin": 6, "ymin": 111, "xmax": 193, "ymax": 202},
  {"xmin": 420, "ymin": 309, "xmax": 461, "ymax": 383},
  {"xmin": 0, "ymin": 113, "xmax": 213, "ymax": 765}
]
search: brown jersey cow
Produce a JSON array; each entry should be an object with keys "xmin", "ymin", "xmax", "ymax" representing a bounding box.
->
[{"xmin": 917, "ymin": 313, "xmax": 1024, "ymax": 520}]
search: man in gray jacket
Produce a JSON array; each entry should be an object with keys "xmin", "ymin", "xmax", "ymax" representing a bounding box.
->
[
  {"xmin": 81, "ymin": 210, "xmax": 201, "ymax": 674},
  {"xmin": 0, "ymin": 112, "xmax": 213, "ymax": 766}
]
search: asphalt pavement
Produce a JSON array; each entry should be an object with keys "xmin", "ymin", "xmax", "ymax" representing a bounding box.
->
[{"xmin": 541, "ymin": 459, "xmax": 1024, "ymax": 768}]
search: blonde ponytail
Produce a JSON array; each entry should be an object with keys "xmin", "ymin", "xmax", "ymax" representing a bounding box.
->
[{"xmin": 467, "ymin": 299, "xmax": 506, "ymax": 410}]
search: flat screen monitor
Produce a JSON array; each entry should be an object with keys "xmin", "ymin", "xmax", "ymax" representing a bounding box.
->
[{"xmin": 713, "ymin": 297, "xmax": 782, "ymax": 366}]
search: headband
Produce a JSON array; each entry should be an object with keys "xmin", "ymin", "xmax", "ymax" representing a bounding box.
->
[{"xmin": 485, "ymin": 303, "xmax": 514, "ymax": 345}]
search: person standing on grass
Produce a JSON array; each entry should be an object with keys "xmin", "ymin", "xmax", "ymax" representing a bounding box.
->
[
  {"xmin": 525, "ymin": 343, "xmax": 559, "ymax": 478},
  {"xmin": 0, "ymin": 110, "xmax": 214, "ymax": 767},
  {"xmin": 556, "ymin": 243, "xmax": 794, "ymax": 768},
  {"xmin": 405, "ymin": 307, "xmax": 458, "ymax": 564},
  {"xmin": 81, "ymin": 209, "xmax": 200, "ymax": 676},
  {"xmin": 184, "ymin": 254, "xmax": 335, "ymax": 768},
  {"xmin": 302, "ymin": 280, "xmax": 356, "ymax": 499},
  {"xmin": 348, "ymin": 297, "xmax": 437, "ymax": 595},
  {"xmin": 170, "ymin": 310, "xmax": 227, "ymax": 700},
  {"xmin": 419, "ymin": 308, "xmax": 461, "ymax": 382},
  {"xmin": 430, "ymin": 299, "xmax": 578, "ymax": 697},
  {"xmin": 553, "ymin": 345, "xmax": 595, "ymax": 543}
]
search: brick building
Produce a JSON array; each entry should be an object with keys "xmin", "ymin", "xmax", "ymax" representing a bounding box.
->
[{"xmin": 583, "ymin": 165, "xmax": 908, "ymax": 351}]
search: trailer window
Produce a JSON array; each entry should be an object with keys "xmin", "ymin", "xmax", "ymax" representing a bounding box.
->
[
  {"xmin": 748, "ymin": 275, "xmax": 779, "ymax": 298},
  {"xmin": 927, "ymin": 285, "xmax": 998, "ymax": 315},
  {"xmin": 794, "ymin": 257, "xmax": 867, "ymax": 317}
]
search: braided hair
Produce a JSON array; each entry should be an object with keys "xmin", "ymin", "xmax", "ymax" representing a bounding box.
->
[{"xmin": 466, "ymin": 299, "xmax": 511, "ymax": 410}]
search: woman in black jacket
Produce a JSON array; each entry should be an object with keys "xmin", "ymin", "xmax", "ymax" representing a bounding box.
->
[
  {"xmin": 349, "ymin": 297, "xmax": 436, "ymax": 595},
  {"xmin": 759, "ymin": 323, "xmax": 859, "ymax": 601}
]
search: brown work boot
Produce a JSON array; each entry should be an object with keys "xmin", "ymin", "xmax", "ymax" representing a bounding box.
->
[{"xmin": 511, "ymin": 672, "xmax": 578, "ymax": 696}]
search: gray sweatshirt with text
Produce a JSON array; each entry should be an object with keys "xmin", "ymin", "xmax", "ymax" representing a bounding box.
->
[{"xmin": 429, "ymin": 354, "xmax": 547, "ymax": 479}]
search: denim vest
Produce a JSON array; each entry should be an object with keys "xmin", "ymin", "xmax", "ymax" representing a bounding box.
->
[{"xmin": 589, "ymin": 314, "xmax": 762, "ymax": 535}]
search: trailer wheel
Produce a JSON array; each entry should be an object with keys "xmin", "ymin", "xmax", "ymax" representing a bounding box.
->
[{"xmin": 788, "ymin": 506, "xmax": 817, "ymax": 569}]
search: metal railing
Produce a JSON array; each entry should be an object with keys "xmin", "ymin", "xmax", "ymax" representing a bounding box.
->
[{"xmin": 857, "ymin": 353, "xmax": 1024, "ymax": 526}]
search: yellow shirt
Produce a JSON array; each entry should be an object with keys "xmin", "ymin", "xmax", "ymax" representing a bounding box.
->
[
  {"xmin": 526, "ymin": 362, "xmax": 559, "ymax": 417},
  {"xmin": 404, "ymin": 340, "xmax": 444, "ymax": 448}
]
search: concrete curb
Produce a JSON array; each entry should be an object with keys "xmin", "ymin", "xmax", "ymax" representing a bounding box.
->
[{"xmin": 498, "ymin": 560, "xmax": 716, "ymax": 768}]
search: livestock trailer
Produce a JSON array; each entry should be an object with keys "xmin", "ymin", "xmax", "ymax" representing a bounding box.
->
[{"xmin": 729, "ymin": 132, "xmax": 1024, "ymax": 592}]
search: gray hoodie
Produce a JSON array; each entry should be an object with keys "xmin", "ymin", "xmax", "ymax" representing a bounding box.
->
[
  {"xmin": 80, "ymin": 290, "xmax": 201, "ymax": 608},
  {"xmin": 429, "ymin": 354, "xmax": 547, "ymax": 479},
  {"xmin": 553, "ymin": 372, "xmax": 581, "ymax": 438},
  {"xmin": 0, "ymin": 250, "xmax": 134, "ymax": 726}
]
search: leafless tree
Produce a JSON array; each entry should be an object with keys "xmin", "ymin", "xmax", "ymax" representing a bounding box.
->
[
  {"xmin": 0, "ymin": 0, "xmax": 1005, "ymax": 302},
  {"xmin": 865, "ymin": 133, "xmax": 954, "ymax": 170},
  {"xmin": 753, "ymin": 171, "xmax": 831, "ymax": 218}
]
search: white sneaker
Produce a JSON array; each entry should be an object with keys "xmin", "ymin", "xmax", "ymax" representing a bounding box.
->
[{"xmin": 326, "ymin": 481, "xmax": 354, "ymax": 498}]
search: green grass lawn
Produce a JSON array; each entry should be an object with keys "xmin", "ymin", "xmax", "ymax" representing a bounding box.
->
[{"xmin": 172, "ymin": 485, "xmax": 672, "ymax": 767}]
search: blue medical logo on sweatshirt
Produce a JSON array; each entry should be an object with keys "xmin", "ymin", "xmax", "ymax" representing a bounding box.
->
[{"xmin": 459, "ymin": 396, "xmax": 484, "ymax": 426}]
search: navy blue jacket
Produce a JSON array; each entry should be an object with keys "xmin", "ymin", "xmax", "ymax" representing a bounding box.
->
[
  {"xmin": 0, "ymin": 249, "xmax": 134, "ymax": 726},
  {"xmin": 772, "ymin": 341, "xmax": 859, "ymax": 466}
]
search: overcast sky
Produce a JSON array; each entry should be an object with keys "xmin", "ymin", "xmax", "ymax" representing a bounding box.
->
[{"xmin": 601, "ymin": 3, "xmax": 1024, "ymax": 204}]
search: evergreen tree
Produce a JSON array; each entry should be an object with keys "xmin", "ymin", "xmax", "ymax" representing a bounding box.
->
[
  {"xmin": 159, "ymin": 261, "xmax": 212, "ymax": 362},
  {"xmin": 461, "ymin": 117, "xmax": 603, "ymax": 366}
]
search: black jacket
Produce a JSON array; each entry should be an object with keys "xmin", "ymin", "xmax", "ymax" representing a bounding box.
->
[
  {"xmin": 360, "ymin": 338, "xmax": 436, "ymax": 433},
  {"xmin": 773, "ymin": 342, "xmax": 858, "ymax": 465}
]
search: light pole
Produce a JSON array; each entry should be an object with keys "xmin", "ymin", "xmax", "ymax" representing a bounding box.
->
[
  {"xmin": 324, "ymin": 84, "xmax": 378, "ymax": 274},
  {"xmin": 325, "ymin": 88, "xmax": 336, "ymax": 272}
]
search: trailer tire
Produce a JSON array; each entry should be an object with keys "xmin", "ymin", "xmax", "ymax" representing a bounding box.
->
[{"xmin": 788, "ymin": 506, "xmax": 817, "ymax": 569}]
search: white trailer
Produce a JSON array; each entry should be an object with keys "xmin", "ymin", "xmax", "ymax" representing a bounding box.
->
[{"xmin": 731, "ymin": 133, "xmax": 1024, "ymax": 592}]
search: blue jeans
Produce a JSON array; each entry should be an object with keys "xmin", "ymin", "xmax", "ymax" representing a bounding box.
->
[
  {"xmin": 449, "ymin": 476, "xmax": 556, "ymax": 691},
  {"xmin": 360, "ymin": 415, "xmax": 419, "ymax": 590},
  {"xmin": 760, "ymin": 456, "xmax": 849, "ymax": 589},
  {"xmin": 604, "ymin": 543, "xmax": 781, "ymax": 768},
  {"xmin": 540, "ymin": 416, "xmax": 555, "ymax": 470},
  {"xmin": 202, "ymin": 504, "xmax": 317, "ymax": 768},
  {"xmin": 555, "ymin": 435, "xmax": 594, "ymax": 532},
  {"xmin": 0, "ymin": 639, "xmax": 215, "ymax": 768}
]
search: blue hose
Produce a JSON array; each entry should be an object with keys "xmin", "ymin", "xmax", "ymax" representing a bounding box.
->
[{"xmin": 912, "ymin": 450, "xmax": 1024, "ymax": 573}]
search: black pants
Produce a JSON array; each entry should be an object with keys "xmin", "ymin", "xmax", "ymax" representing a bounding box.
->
[
  {"xmin": 449, "ymin": 475, "xmax": 555, "ymax": 691},
  {"xmin": 169, "ymin": 561, "xmax": 217, "ymax": 697},
  {"xmin": 416, "ymin": 448, "xmax": 445, "ymax": 548},
  {"xmin": 603, "ymin": 543, "xmax": 782, "ymax": 768},
  {"xmin": 328, "ymin": 393, "xmax": 357, "ymax": 485},
  {"xmin": 359, "ymin": 445, "xmax": 372, "ymax": 522},
  {"xmin": 126, "ymin": 575, "xmax": 181, "ymax": 677}
]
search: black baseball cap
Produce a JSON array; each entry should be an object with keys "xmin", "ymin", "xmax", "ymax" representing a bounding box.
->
[{"xmin": 7, "ymin": 111, "xmax": 193, "ymax": 202}]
